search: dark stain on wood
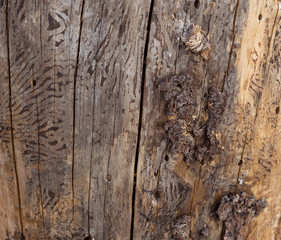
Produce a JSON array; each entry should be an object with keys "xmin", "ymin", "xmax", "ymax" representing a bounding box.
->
[{"xmin": 47, "ymin": 13, "xmax": 60, "ymax": 31}]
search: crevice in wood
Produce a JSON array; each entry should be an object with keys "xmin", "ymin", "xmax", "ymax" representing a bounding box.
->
[
  {"xmin": 234, "ymin": 130, "xmax": 248, "ymax": 194},
  {"xmin": 130, "ymin": 0, "xmax": 154, "ymax": 239},
  {"xmin": 33, "ymin": 71, "xmax": 47, "ymax": 240},
  {"xmin": 154, "ymin": 158, "xmax": 163, "ymax": 230},
  {"xmin": 221, "ymin": 0, "xmax": 240, "ymax": 91},
  {"xmin": 87, "ymin": 77, "xmax": 96, "ymax": 235},
  {"xmin": 5, "ymin": 0, "xmax": 24, "ymax": 235},
  {"xmin": 72, "ymin": 0, "xmax": 85, "ymax": 215}
]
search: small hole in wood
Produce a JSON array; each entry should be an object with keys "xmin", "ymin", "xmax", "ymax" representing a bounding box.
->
[
  {"xmin": 258, "ymin": 14, "xmax": 262, "ymax": 20},
  {"xmin": 238, "ymin": 160, "xmax": 243, "ymax": 166},
  {"xmin": 155, "ymin": 191, "xmax": 160, "ymax": 199},
  {"xmin": 106, "ymin": 174, "xmax": 112, "ymax": 182},
  {"xmin": 83, "ymin": 235, "xmax": 93, "ymax": 240},
  {"xmin": 165, "ymin": 154, "xmax": 169, "ymax": 161},
  {"xmin": 194, "ymin": 0, "xmax": 200, "ymax": 9},
  {"xmin": 31, "ymin": 79, "xmax": 36, "ymax": 87},
  {"xmin": 276, "ymin": 106, "xmax": 280, "ymax": 114}
]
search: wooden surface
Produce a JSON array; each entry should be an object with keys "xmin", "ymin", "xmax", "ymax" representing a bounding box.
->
[{"xmin": 0, "ymin": 0, "xmax": 281, "ymax": 239}]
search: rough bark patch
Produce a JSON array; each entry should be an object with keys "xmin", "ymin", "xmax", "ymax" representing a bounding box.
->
[
  {"xmin": 160, "ymin": 75, "xmax": 226, "ymax": 163},
  {"xmin": 217, "ymin": 192, "xmax": 268, "ymax": 240}
]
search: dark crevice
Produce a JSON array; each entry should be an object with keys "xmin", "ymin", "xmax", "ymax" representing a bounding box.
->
[
  {"xmin": 72, "ymin": 0, "xmax": 85, "ymax": 215},
  {"xmin": 87, "ymin": 38, "xmax": 97, "ymax": 239},
  {"xmin": 83, "ymin": 235, "xmax": 93, "ymax": 240},
  {"xmin": 154, "ymin": 158, "xmax": 163, "ymax": 230},
  {"xmin": 221, "ymin": 0, "xmax": 240, "ymax": 91},
  {"xmin": 194, "ymin": 0, "xmax": 200, "ymax": 9},
  {"xmin": 33, "ymin": 71, "xmax": 47, "ymax": 240},
  {"xmin": 5, "ymin": 0, "xmax": 24, "ymax": 235},
  {"xmin": 276, "ymin": 106, "xmax": 280, "ymax": 114},
  {"xmin": 130, "ymin": 0, "xmax": 154, "ymax": 239},
  {"xmin": 234, "ymin": 131, "xmax": 247, "ymax": 194}
]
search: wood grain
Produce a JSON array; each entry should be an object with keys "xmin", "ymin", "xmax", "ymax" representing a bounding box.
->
[
  {"xmin": 133, "ymin": 0, "xmax": 280, "ymax": 239},
  {"xmin": 73, "ymin": 1, "xmax": 151, "ymax": 239},
  {"xmin": 1, "ymin": 0, "xmax": 281, "ymax": 239},
  {"xmin": 0, "ymin": 0, "xmax": 22, "ymax": 238},
  {"xmin": 238, "ymin": 13, "xmax": 281, "ymax": 240},
  {"xmin": 5, "ymin": 0, "xmax": 83, "ymax": 239}
]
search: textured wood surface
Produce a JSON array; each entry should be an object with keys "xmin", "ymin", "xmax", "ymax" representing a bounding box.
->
[
  {"xmin": 0, "ymin": 0, "xmax": 281, "ymax": 239},
  {"xmin": 0, "ymin": 1, "xmax": 22, "ymax": 238},
  {"xmin": 133, "ymin": 0, "xmax": 280, "ymax": 239},
  {"xmin": 73, "ymin": 0, "xmax": 150, "ymax": 239}
]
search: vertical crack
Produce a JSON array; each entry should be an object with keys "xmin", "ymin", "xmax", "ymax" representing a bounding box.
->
[
  {"xmin": 221, "ymin": 0, "xmax": 240, "ymax": 91},
  {"xmin": 72, "ymin": 0, "xmax": 85, "ymax": 215},
  {"xmin": 130, "ymin": 0, "xmax": 154, "ymax": 239},
  {"xmin": 234, "ymin": 130, "xmax": 248, "ymax": 193},
  {"xmin": 87, "ymin": 74, "xmax": 96, "ymax": 235},
  {"xmin": 5, "ymin": 0, "xmax": 24, "ymax": 236}
]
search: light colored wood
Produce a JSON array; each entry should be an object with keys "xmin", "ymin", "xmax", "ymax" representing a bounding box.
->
[{"xmin": 238, "ymin": 14, "xmax": 281, "ymax": 240}]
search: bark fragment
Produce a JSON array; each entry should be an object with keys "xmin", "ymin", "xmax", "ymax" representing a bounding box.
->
[
  {"xmin": 160, "ymin": 75, "xmax": 226, "ymax": 163},
  {"xmin": 172, "ymin": 14, "xmax": 211, "ymax": 60},
  {"xmin": 217, "ymin": 192, "xmax": 268, "ymax": 240}
]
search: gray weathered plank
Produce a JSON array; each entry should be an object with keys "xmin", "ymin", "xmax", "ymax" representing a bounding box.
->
[
  {"xmin": 6, "ymin": 0, "xmax": 83, "ymax": 238},
  {"xmin": 74, "ymin": 0, "xmax": 151, "ymax": 239}
]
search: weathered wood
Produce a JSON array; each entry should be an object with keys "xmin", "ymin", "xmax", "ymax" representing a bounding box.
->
[
  {"xmin": 133, "ymin": 0, "xmax": 239, "ymax": 238},
  {"xmin": 0, "ymin": 1, "xmax": 22, "ymax": 238},
  {"xmin": 74, "ymin": 0, "xmax": 150, "ymax": 239},
  {"xmin": 4, "ymin": 0, "xmax": 83, "ymax": 239},
  {"xmin": 237, "ymin": 14, "xmax": 281, "ymax": 240},
  {"xmin": 1, "ymin": 0, "xmax": 281, "ymax": 239},
  {"xmin": 133, "ymin": 0, "xmax": 280, "ymax": 239}
]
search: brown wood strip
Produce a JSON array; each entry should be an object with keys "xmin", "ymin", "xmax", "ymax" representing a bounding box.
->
[{"xmin": 0, "ymin": 1, "xmax": 23, "ymax": 239}]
